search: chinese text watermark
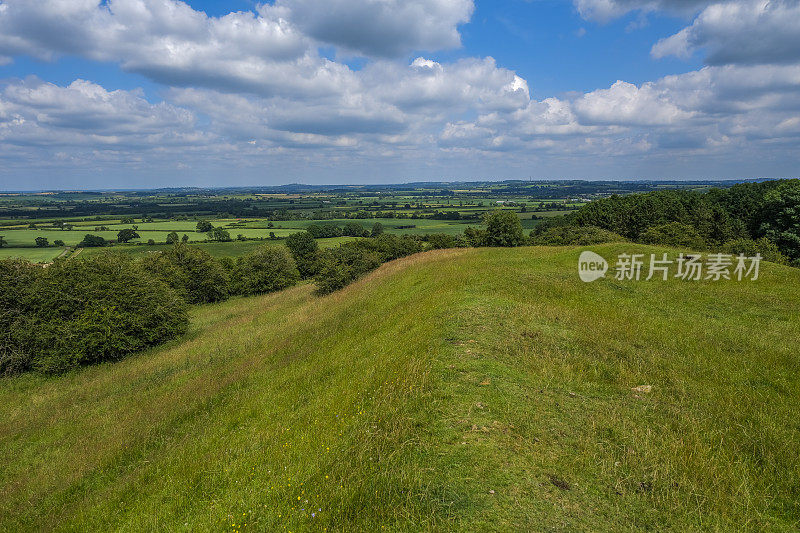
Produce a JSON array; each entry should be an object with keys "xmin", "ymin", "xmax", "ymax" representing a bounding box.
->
[{"xmin": 578, "ymin": 251, "xmax": 761, "ymax": 283}]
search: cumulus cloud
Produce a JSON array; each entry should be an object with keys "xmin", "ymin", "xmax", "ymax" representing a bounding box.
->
[
  {"xmin": 573, "ymin": 0, "xmax": 711, "ymax": 22},
  {"xmin": 273, "ymin": 0, "xmax": 474, "ymax": 57},
  {"xmin": 652, "ymin": 0, "xmax": 800, "ymax": 65}
]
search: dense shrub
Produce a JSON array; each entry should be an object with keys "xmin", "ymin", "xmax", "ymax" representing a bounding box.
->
[
  {"xmin": 307, "ymin": 223, "xmax": 343, "ymax": 238},
  {"xmin": 285, "ymin": 231, "xmax": 319, "ymax": 278},
  {"xmin": 483, "ymin": 210, "xmax": 525, "ymax": 247},
  {"xmin": 531, "ymin": 225, "xmax": 625, "ymax": 246},
  {"xmin": 723, "ymin": 237, "xmax": 787, "ymax": 264},
  {"xmin": 0, "ymin": 255, "xmax": 188, "ymax": 375},
  {"xmin": 230, "ymin": 246, "xmax": 300, "ymax": 296},
  {"xmin": 639, "ymin": 222, "xmax": 706, "ymax": 250},
  {"xmin": 314, "ymin": 235, "xmax": 423, "ymax": 295},
  {"xmin": 342, "ymin": 222, "xmax": 370, "ymax": 237},
  {"xmin": 79, "ymin": 234, "xmax": 107, "ymax": 247},
  {"xmin": 142, "ymin": 244, "xmax": 229, "ymax": 304},
  {"xmin": 757, "ymin": 180, "xmax": 800, "ymax": 261}
]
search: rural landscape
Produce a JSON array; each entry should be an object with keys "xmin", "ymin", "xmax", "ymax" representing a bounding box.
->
[{"xmin": 2, "ymin": 0, "xmax": 800, "ymax": 530}]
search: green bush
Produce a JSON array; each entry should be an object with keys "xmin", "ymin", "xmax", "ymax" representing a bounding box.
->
[
  {"xmin": 142, "ymin": 244, "xmax": 229, "ymax": 304},
  {"xmin": 285, "ymin": 231, "xmax": 319, "ymax": 278},
  {"xmin": 723, "ymin": 237, "xmax": 787, "ymax": 264},
  {"xmin": 0, "ymin": 255, "xmax": 188, "ymax": 375},
  {"xmin": 639, "ymin": 222, "xmax": 706, "ymax": 249},
  {"xmin": 530, "ymin": 225, "xmax": 626, "ymax": 246},
  {"xmin": 230, "ymin": 246, "xmax": 300, "ymax": 296},
  {"xmin": 426, "ymin": 233, "xmax": 468, "ymax": 249},
  {"xmin": 79, "ymin": 234, "xmax": 107, "ymax": 247},
  {"xmin": 483, "ymin": 210, "xmax": 525, "ymax": 247}
]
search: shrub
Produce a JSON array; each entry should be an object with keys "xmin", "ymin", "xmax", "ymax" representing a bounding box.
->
[
  {"xmin": 483, "ymin": 210, "xmax": 525, "ymax": 247},
  {"xmin": 530, "ymin": 225, "xmax": 626, "ymax": 246},
  {"xmin": 639, "ymin": 222, "xmax": 706, "ymax": 250},
  {"xmin": 342, "ymin": 222, "xmax": 370, "ymax": 237},
  {"xmin": 79, "ymin": 234, "xmax": 107, "ymax": 247},
  {"xmin": 141, "ymin": 244, "xmax": 229, "ymax": 304},
  {"xmin": 35, "ymin": 237, "xmax": 49, "ymax": 247},
  {"xmin": 723, "ymin": 237, "xmax": 787, "ymax": 264},
  {"xmin": 0, "ymin": 255, "xmax": 188, "ymax": 375},
  {"xmin": 53, "ymin": 239, "xmax": 65, "ymax": 247},
  {"xmin": 426, "ymin": 233, "xmax": 467, "ymax": 249},
  {"xmin": 230, "ymin": 246, "xmax": 300, "ymax": 296},
  {"xmin": 371, "ymin": 222, "xmax": 384, "ymax": 237},
  {"xmin": 307, "ymin": 223, "xmax": 343, "ymax": 239},
  {"xmin": 166, "ymin": 231, "xmax": 179, "ymax": 244},
  {"xmin": 117, "ymin": 228, "xmax": 140, "ymax": 243},
  {"xmin": 285, "ymin": 231, "xmax": 319, "ymax": 278}
]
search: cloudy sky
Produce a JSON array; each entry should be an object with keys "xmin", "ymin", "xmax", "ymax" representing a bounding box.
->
[{"xmin": 0, "ymin": 0, "xmax": 798, "ymax": 189}]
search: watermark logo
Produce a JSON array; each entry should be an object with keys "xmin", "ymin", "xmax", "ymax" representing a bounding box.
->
[
  {"xmin": 578, "ymin": 251, "xmax": 761, "ymax": 282},
  {"xmin": 578, "ymin": 250, "xmax": 609, "ymax": 282}
]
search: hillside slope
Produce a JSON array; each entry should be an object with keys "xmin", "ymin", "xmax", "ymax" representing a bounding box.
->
[{"xmin": 1, "ymin": 245, "xmax": 799, "ymax": 531}]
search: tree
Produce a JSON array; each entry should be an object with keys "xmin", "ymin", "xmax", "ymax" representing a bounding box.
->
[
  {"xmin": 371, "ymin": 222, "xmax": 384, "ymax": 237},
  {"xmin": 147, "ymin": 239, "xmax": 156, "ymax": 245},
  {"xmin": 342, "ymin": 222, "xmax": 369, "ymax": 237},
  {"xmin": 35, "ymin": 237, "xmax": 49, "ymax": 247},
  {"xmin": 196, "ymin": 220, "xmax": 214, "ymax": 233},
  {"xmin": 53, "ymin": 239, "xmax": 65, "ymax": 247},
  {"xmin": 758, "ymin": 180, "xmax": 800, "ymax": 260},
  {"xmin": 166, "ymin": 231, "xmax": 180, "ymax": 244},
  {"xmin": 141, "ymin": 244, "xmax": 229, "ymax": 304},
  {"xmin": 285, "ymin": 231, "xmax": 319, "ymax": 278},
  {"xmin": 181, "ymin": 234, "xmax": 189, "ymax": 243},
  {"xmin": 230, "ymin": 246, "xmax": 300, "ymax": 296},
  {"xmin": 79, "ymin": 234, "xmax": 107, "ymax": 247},
  {"xmin": 120, "ymin": 217, "xmax": 135, "ymax": 224},
  {"xmin": 483, "ymin": 210, "xmax": 525, "ymax": 247},
  {"xmin": 0, "ymin": 236, "xmax": 6, "ymax": 248},
  {"xmin": 117, "ymin": 228, "xmax": 140, "ymax": 243},
  {"xmin": 639, "ymin": 222, "xmax": 705, "ymax": 250},
  {"xmin": 210, "ymin": 227, "xmax": 232, "ymax": 242}
]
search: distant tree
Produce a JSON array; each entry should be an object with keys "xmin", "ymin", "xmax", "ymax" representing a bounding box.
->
[
  {"xmin": 166, "ymin": 231, "xmax": 180, "ymax": 245},
  {"xmin": 640, "ymin": 222, "xmax": 705, "ymax": 250},
  {"xmin": 120, "ymin": 217, "xmax": 135, "ymax": 224},
  {"xmin": 27, "ymin": 223, "xmax": 36, "ymax": 229},
  {"xmin": 63, "ymin": 224, "xmax": 73, "ymax": 231},
  {"xmin": 147, "ymin": 239, "xmax": 156, "ymax": 245},
  {"xmin": 371, "ymin": 222, "xmax": 384, "ymax": 237},
  {"xmin": 0, "ymin": 236, "xmax": 6, "ymax": 248},
  {"xmin": 196, "ymin": 220, "xmax": 214, "ymax": 233},
  {"xmin": 181, "ymin": 234, "xmax": 189, "ymax": 243},
  {"xmin": 342, "ymin": 222, "xmax": 369, "ymax": 237},
  {"xmin": 237, "ymin": 234, "xmax": 246, "ymax": 241},
  {"xmin": 210, "ymin": 227, "xmax": 232, "ymax": 242},
  {"xmin": 117, "ymin": 228, "xmax": 140, "ymax": 243},
  {"xmin": 285, "ymin": 231, "xmax": 319, "ymax": 278},
  {"xmin": 483, "ymin": 210, "xmax": 524, "ymax": 247},
  {"xmin": 79, "ymin": 234, "xmax": 107, "ymax": 247},
  {"xmin": 267, "ymin": 222, "xmax": 274, "ymax": 228},
  {"xmin": 269, "ymin": 232, "xmax": 276, "ymax": 240},
  {"xmin": 35, "ymin": 237, "xmax": 49, "ymax": 247},
  {"xmin": 53, "ymin": 239, "xmax": 65, "ymax": 247},
  {"xmin": 141, "ymin": 244, "xmax": 229, "ymax": 304}
]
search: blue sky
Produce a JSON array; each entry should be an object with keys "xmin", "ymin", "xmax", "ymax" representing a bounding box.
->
[{"xmin": 0, "ymin": 0, "xmax": 798, "ymax": 189}]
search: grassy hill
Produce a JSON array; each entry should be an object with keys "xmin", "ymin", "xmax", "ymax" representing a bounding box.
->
[{"xmin": 1, "ymin": 245, "xmax": 799, "ymax": 531}]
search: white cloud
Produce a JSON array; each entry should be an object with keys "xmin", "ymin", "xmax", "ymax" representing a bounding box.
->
[
  {"xmin": 573, "ymin": 0, "xmax": 711, "ymax": 22},
  {"xmin": 273, "ymin": 0, "xmax": 474, "ymax": 57},
  {"xmin": 652, "ymin": 0, "xmax": 800, "ymax": 65}
]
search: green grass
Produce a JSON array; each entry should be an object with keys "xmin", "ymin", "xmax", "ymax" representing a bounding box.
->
[
  {"xmin": 1, "ymin": 245, "xmax": 798, "ymax": 531},
  {"xmin": 0, "ymin": 247, "xmax": 66, "ymax": 262}
]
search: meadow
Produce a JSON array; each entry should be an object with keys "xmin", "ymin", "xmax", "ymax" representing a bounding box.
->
[{"xmin": 1, "ymin": 244, "xmax": 797, "ymax": 531}]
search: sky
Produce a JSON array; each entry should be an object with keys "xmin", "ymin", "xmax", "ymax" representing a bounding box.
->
[{"xmin": 0, "ymin": 0, "xmax": 798, "ymax": 189}]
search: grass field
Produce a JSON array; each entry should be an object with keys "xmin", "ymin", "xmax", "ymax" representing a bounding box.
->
[
  {"xmin": 1, "ymin": 245, "xmax": 798, "ymax": 530},
  {"xmin": 0, "ymin": 247, "xmax": 65, "ymax": 262}
]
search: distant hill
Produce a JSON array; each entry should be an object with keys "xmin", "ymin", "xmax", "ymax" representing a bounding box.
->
[{"xmin": 1, "ymin": 245, "xmax": 798, "ymax": 530}]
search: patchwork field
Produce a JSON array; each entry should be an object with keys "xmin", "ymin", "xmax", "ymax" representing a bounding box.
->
[{"xmin": 1, "ymin": 245, "xmax": 798, "ymax": 531}]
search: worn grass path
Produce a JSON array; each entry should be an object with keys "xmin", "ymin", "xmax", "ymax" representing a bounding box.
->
[{"xmin": 1, "ymin": 245, "xmax": 799, "ymax": 531}]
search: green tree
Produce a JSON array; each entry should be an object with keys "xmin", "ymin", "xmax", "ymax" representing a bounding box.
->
[
  {"xmin": 285, "ymin": 231, "xmax": 319, "ymax": 278},
  {"xmin": 230, "ymin": 246, "xmax": 300, "ymax": 296},
  {"xmin": 35, "ymin": 237, "xmax": 49, "ymax": 247},
  {"xmin": 210, "ymin": 227, "xmax": 232, "ymax": 242},
  {"xmin": 483, "ymin": 210, "xmax": 524, "ymax": 247},
  {"xmin": 371, "ymin": 222, "xmax": 384, "ymax": 237},
  {"xmin": 196, "ymin": 220, "xmax": 214, "ymax": 233},
  {"xmin": 166, "ymin": 231, "xmax": 180, "ymax": 245},
  {"xmin": 181, "ymin": 234, "xmax": 189, "ymax": 243},
  {"xmin": 639, "ymin": 222, "xmax": 706, "ymax": 250},
  {"xmin": 117, "ymin": 228, "xmax": 140, "ymax": 243},
  {"xmin": 53, "ymin": 239, "xmax": 65, "ymax": 247},
  {"xmin": 758, "ymin": 180, "xmax": 800, "ymax": 260},
  {"xmin": 141, "ymin": 244, "xmax": 229, "ymax": 304},
  {"xmin": 79, "ymin": 234, "xmax": 107, "ymax": 247},
  {"xmin": 0, "ymin": 236, "xmax": 6, "ymax": 248}
]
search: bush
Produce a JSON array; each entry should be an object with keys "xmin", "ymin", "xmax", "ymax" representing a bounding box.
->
[
  {"xmin": 35, "ymin": 237, "xmax": 49, "ymax": 247},
  {"xmin": 313, "ymin": 235, "xmax": 423, "ymax": 295},
  {"xmin": 530, "ymin": 225, "xmax": 626, "ymax": 246},
  {"xmin": 307, "ymin": 224, "xmax": 343, "ymax": 239},
  {"xmin": 723, "ymin": 237, "xmax": 787, "ymax": 264},
  {"xmin": 79, "ymin": 234, "xmax": 107, "ymax": 247},
  {"xmin": 0, "ymin": 255, "xmax": 188, "ymax": 375},
  {"xmin": 483, "ymin": 210, "xmax": 525, "ymax": 247},
  {"xmin": 639, "ymin": 222, "xmax": 706, "ymax": 250},
  {"xmin": 230, "ymin": 246, "xmax": 300, "ymax": 296},
  {"xmin": 342, "ymin": 222, "xmax": 370, "ymax": 237},
  {"xmin": 53, "ymin": 239, "xmax": 65, "ymax": 247},
  {"xmin": 141, "ymin": 244, "xmax": 229, "ymax": 304},
  {"xmin": 426, "ymin": 233, "xmax": 467, "ymax": 249},
  {"xmin": 285, "ymin": 231, "xmax": 319, "ymax": 278}
]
